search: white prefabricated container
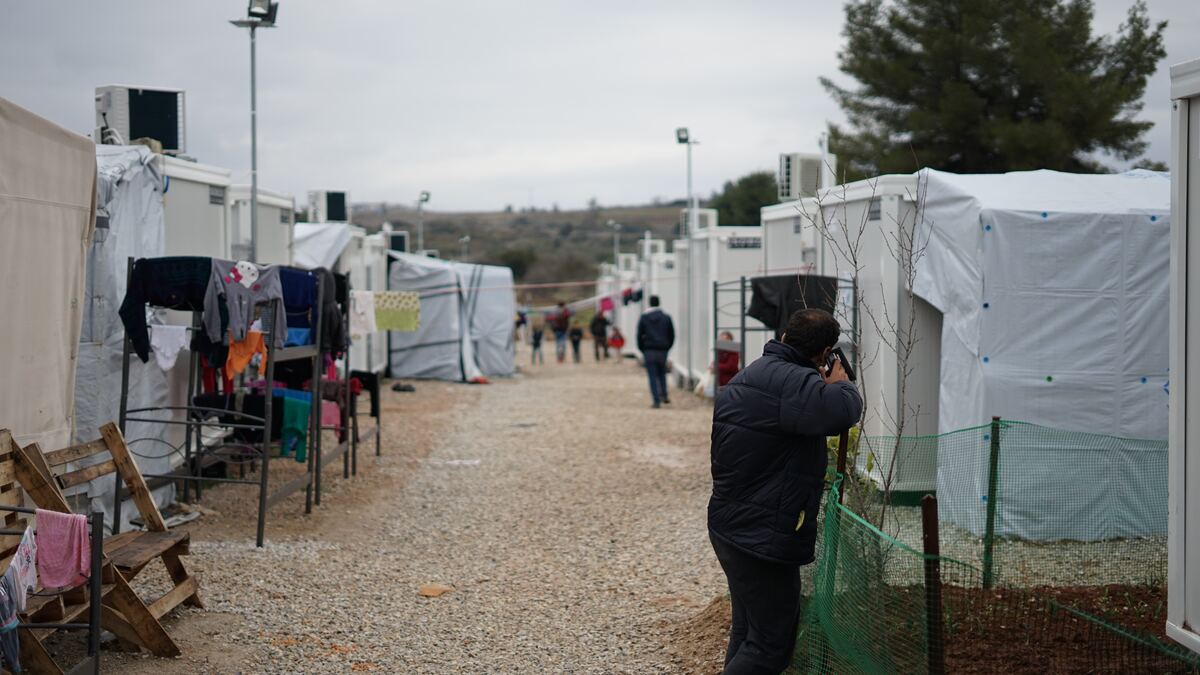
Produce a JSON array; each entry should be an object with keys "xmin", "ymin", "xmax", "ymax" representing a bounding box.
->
[
  {"xmin": 642, "ymin": 243, "xmax": 680, "ymax": 368},
  {"xmin": 615, "ymin": 252, "xmax": 641, "ymax": 350},
  {"xmin": 761, "ymin": 198, "xmax": 821, "ymax": 277},
  {"xmin": 1168, "ymin": 56, "xmax": 1200, "ymax": 656},
  {"xmin": 228, "ymin": 185, "xmax": 295, "ymax": 265},
  {"xmin": 161, "ymin": 156, "xmax": 230, "ymax": 258},
  {"xmin": 683, "ymin": 222, "xmax": 767, "ymax": 391}
]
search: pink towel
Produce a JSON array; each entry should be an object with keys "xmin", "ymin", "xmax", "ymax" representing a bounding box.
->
[
  {"xmin": 35, "ymin": 509, "xmax": 90, "ymax": 589},
  {"xmin": 321, "ymin": 400, "xmax": 341, "ymax": 433}
]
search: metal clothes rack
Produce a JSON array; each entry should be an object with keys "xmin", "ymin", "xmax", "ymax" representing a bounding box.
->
[
  {"xmin": 712, "ymin": 275, "xmax": 860, "ymax": 386},
  {"xmin": 313, "ymin": 283, "xmax": 354, "ymax": 504},
  {"xmin": 116, "ymin": 258, "xmax": 323, "ymax": 548},
  {"xmin": 1, "ymin": 505, "xmax": 104, "ymax": 675}
]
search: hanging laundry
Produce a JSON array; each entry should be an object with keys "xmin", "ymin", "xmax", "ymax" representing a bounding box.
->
[
  {"xmin": 150, "ymin": 324, "xmax": 189, "ymax": 371},
  {"xmin": 280, "ymin": 394, "xmax": 310, "ymax": 462},
  {"xmin": 0, "ymin": 573, "xmax": 18, "ymax": 673},
  {"xmin": 374, "ymin": 291, "xmax": 420, "ymax": 331},
  {"xmin": 321, "ymin": 399, "xmax": 341, "ymax": 433},
  {"xmin": 203, "ymin": 259, "xmax": 287, "ymax": 348},
  {"xmin": 349, "ymin": 290, "xmax": 377, "ymax": 339},
  {"xmin": 314, "ymin": 268, "xmax": 348, "ymax": 353},
  {"xmin": 285, "ymin": 328, "xmax": 313, "ymax": 347},
  {"xmin": 630, "ymin": 288, "xmax": 644, "ymax": 303},
  {"xmin": 226, "ymin": 330, "xmax": 268, "ymax": 377},
  {"xmin": 747, "ymin": 275, "xmax": 840, "ymax": 339},
  {"xmin": 34, "ymin": 509, "xmax": 90, "ymax": 589},
  {"xmin": 622, "ymin": 288, "xmax": 634, "ymax": 305},
  {"xmin": 8, "ymin": 529, "xmax": 36, "ymax": 612},
  {"xmin": 599, "ymin": 296, "xmax": 615, "ymax": 312},
  {"xmin": 119, "ymin": 256, "xmax": 216, "ymax": 362}
]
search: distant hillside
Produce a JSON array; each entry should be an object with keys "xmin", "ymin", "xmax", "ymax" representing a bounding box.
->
[{"xmin": 352, "ymin": 202, "xmax": 689, "ymax": 304}]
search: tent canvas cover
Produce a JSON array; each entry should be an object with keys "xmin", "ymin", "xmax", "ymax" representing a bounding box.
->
[
  {"xmin": 388, "ymin": 252, "xmax": 515, "ymax": 381},
  {"xmin": 0, "ymin": 96, "xmax": 96, "ymax": 450},
  {"xmin": 911, "ymin": 168, "xmax": 1170, "ymax": 540}
]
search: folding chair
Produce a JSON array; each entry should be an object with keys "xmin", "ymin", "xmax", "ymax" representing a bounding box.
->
[{"xmin": 11, "ymin": 424, "xmax": 192, "ymax": 659}]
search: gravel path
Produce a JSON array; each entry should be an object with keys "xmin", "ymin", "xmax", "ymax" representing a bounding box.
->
[{"xmin": 100, "ymin": 352, "xmax": 726, "ymax": 673}]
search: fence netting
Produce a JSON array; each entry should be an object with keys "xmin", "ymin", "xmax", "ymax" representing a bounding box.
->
[{"xmin": 789, "ymin": 420, "xmax": 1198, "ymax": 674}]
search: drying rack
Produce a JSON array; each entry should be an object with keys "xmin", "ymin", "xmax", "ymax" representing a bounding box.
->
[
  {"xmin": 312, "ymin": 273, "xmax": 354, "ymax": 504},
  {"xmin": 116, "ymin": 258, "xmax": 323, "ymax": 548},
  {"xmin": 2, "ymin": 505, "xmax": 104, "ymax": 675}
]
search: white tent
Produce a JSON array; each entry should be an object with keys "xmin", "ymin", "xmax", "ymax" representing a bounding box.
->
[
  {"xmin": 0, "ymin": 96, "xmax": 96, "ymax": 450},
  {"xmin": 77, "ymin": 144, "xmax": 176, "ymax": 530},
  {"xmin": 450, "ymin": 261, "xmax": 516, "ymax": 377},
  {"xmin": 294, "ymin": 221, "xmax": 352, "ymax": 270},
  {"xmin": 388, "ymin": 252, "xmax": 484, "ymax": 382}
]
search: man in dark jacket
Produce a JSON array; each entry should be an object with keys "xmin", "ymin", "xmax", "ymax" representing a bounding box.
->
[
  {"xmin": 708, "ymin": 308, "xmax": 862, "ymax": 674},
  {"xmin": 636, "ymin": 295, "xmax": 675, "ymax": 408},
  {"xmin": 590, "ymin": 311, "xmax": 610, "ymax": 361}
]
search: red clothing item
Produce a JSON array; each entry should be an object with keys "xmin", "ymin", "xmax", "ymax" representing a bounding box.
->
[{"xmin": 717, "ymin": 349, "xmax": 740, "ymax": 387}]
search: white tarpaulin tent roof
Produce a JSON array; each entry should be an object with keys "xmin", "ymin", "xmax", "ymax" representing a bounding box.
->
[
  {"xmin": 0, "ymin": 96, "xmax": 96, "ymax": 450},
  {"xmin": 450, "ymin": 261, "xmax": 516, "ymax": 377},
  {"xmin": 912, "ymin": 168, "xmax": 1170, "ymax": 540},
  {"xmin": 294, "ymin": 222, "xmax": 352, "ymax": 269},
  {"xmin": 77, "ymin": 144, "xmax": 176, "ymax": 530}
]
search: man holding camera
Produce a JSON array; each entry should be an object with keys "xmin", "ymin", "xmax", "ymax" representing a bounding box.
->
[{"xmin": 708, "ymin": 308, "xmax": 862, "ymax": 674}]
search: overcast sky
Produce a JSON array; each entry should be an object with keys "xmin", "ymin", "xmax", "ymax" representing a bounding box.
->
[{"xmin": 2, "ymin": 1, "xmax": 1196, "ymax": 211}]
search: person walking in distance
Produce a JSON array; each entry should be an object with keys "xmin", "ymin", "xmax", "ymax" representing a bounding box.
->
[
  {"xmin": 636, "ymin": 295, "xmax": 675, "ymax": 408},
  {"xmin": 590, "ymin": 311, "xmax": 611, "ymax": 361},
  {"xmin": 568, "ymin": 321, "xmax": 584, "ymax": 363},
  {"xmin": 709, "ymin": 309, "xmax": 862, "ymax": 674},
  {"xmin": 529, "ymin": 314, "xmax": 545, "ymax": 365},
  {"xmin": 550, "ymin": 302, "xmax": 571, "ymax": 364}
]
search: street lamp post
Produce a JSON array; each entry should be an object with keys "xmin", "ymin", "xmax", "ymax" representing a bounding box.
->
[
  {"xmin": 459, "ymin": 235, "xmax": 471, "ymax": 259},
  {"xmin": 230, "ymin": 0, "xmax": 279, "ymax": 263},
  {"xmin": 416, "ymin": 190, "xmax": 431, "ymax": 252},
  {"xmin": 676, "ymin": 127, "xmax": 698, "ymax": 388}
]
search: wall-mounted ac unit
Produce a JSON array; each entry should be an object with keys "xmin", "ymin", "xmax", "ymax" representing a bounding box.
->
[
  {"xmin": 679, "ymin": 207, "xmax": 718, "ymax": 234},
  {"xmin": 388, "ymin": 230, "xmax": 410, "ymax": 254},
  {"xmin": 778, "ymin": 152, "xmax": 837, "ymax": 201},
  {"xmin": 94, "ymin": 85, "xmax": 186, "ymax": 154},
  {"xmin": 308, "ymin": 190, "xmax": 351, "ymax": 223}
]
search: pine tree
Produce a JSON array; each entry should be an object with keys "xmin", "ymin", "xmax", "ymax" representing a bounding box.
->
[
  {"xmin": 823, "ymin": 0, "xmax": 1166, "ymax": 178},
  {"xmin": 709, "ymin": 172, "xmax": 778, "ymax": 226}
]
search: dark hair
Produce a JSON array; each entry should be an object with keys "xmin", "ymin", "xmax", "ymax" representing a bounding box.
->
[
  {"xmin": 783, "ymin": 308, "xmax": 840, "ymax": 358},
  {"xmin": 649, "ymin": 295, "xmax": 660, "ymax": 307}
]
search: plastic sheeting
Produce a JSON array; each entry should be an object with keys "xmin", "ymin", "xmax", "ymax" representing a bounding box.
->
[
  {"xmin": 388, "ymin": 252, "xmax": 483, "ymax": 382},
  {"xmin": 911, "ymin": 168, "xmax": 1171, "ymax": 540},
  {"xmin": 294, "ymin": 222, "xmax": 352, "ymax": 269},
  {"xmin": 451, "ymin": 262, "xmax": 516, "ymax": 377},
  {"xmin": 0, "ymin": 97, "xmax": 95, "ymax": 451},
  {"xmin": 76, "ymin": 144, "xmax": 175, "ymax": 531}
]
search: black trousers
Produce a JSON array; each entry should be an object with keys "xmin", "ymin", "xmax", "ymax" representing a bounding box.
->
[{"xmin": 710, "ymin": 533, "xmax": 802, "ymax": 675}]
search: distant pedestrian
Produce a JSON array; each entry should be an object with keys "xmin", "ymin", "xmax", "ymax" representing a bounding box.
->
[
  {"xmin": 529, "ymin": 317, "xmax": 545, "ymax": 365},
  {"xmin": 590, "ymin": 311, "xmax": 611, "ymax": 361},
  {"xmin": 609, "ymin": 326, "xmax": 626, "ymax": 360},
  {"xmin": 714, "ymin": 330, "xmax": 740, "ymax": 387},
  {"xmin": 550, "ymin": 302, "xmax": 572, "ymax": 364},
  {"xmin": 568, "ymin": 322, "xmax": 584, "ymax": 363},
  {"xmin": 636, "ymin": 295, "xmax": 675, "ymax": 408}
]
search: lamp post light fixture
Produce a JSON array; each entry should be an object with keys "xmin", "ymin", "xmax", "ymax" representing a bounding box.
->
[
  {"xmin": 416, "ymin": 190, "xmax": 431, "ymax": 252},
  {"xmin": 458, "ymin": 235, "xmax": 471, "ymax": 259},
  {"xmin": 676, "ymin": 126, "xmax": 698, "ymax": 388},
  {"xmin": 230, "ymin": 0, "xmax": 279, "ymax": 263}
]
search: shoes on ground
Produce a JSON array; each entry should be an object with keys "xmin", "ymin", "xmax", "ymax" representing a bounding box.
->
[{"xmin": 652, "ymin": 401, "xmax": 661, "ymax": 409}]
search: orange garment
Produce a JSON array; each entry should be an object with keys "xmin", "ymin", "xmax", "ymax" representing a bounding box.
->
[{"xmin": 226, "ymin": 330, "xmax": 267, "ymax": 376}]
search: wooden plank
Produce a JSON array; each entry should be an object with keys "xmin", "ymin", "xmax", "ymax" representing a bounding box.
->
[
  {"xmin": 98, "ymin": 604, "xmax": 147, "ymax": 649},
  {"xmin": 43, "ymin": 439, "xmax": 107, "ymax": 469},
  {"xmin": 21, "ymin": 442, "xmax": 57, "ymax": 492},
  {"xmin": 104, "ymin": 571, "xmax": 180, "ymax": 657},
  {"xmin": 106, "ymin": 531, "xmax": 188, "ymax": 570},
  {"xmin": 148, "ymin": 575, "xmax": 197, "ymax": 619},
  {"xmin": 13, "ymin": 444, "xmax": 72, "ymax": 514},
  {"xmin": 56, "ymin": 458, "xmax": 117, "ymax": 489},
  {"xmin": 265, "ymin": 472, "xmax": 312, "ymax": 511},
  {"xmin": 0, "ymin": 460, "xmax": 17, "ymax": 488},
  {"xmin": 100, "ymin": 423, "xmax": 168, "ymax": 532},
  {"xmin": 161, "ymin": 551, "xmax": 203, "ymax": 609},
  {"xmin": 17, "ymin": 629, "xmax": 64, "ymax": 675},
  {"xmin": 0, "ymin": 489, "xmax": 22, "ymax": 509}
]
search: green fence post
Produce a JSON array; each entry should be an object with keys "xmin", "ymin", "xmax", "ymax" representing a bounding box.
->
[{"xmin": 982, "ymin": 415, "xmax": 1001, "ymax": 589}]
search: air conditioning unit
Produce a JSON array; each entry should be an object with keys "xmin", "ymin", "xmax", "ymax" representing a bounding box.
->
[
  {"xmin": 94, "ymin": 85, "xmax": 186, "ymax": 154},
  {"xmin": 778, "ymin": 152, "xmax": 837, "ymax": 201},
  {"xmin": 388, "ymin": 230, "xmax": 410, "ymax": 254},
  {"xmin": 679, "ymin": 208, "xmax": 718, "ymax": 233},
  {"xmin": 308, "ymin": 190, "xmax": 351, "ymax": 223}
]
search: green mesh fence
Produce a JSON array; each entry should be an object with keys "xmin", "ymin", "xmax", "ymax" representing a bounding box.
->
[{"xmin": 789, "ymin": 419, "xmax": 1197, "ymax": 675}]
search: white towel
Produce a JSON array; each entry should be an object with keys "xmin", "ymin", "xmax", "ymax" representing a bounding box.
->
[
  {"xmin": 150, "ymin": 325, "xmax": 189, "ymax": 371},
  {"xmin": 350, "ymin": 290, "xmax": 377, "ymax": 339}
]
